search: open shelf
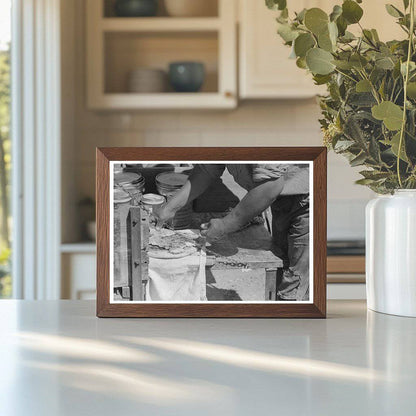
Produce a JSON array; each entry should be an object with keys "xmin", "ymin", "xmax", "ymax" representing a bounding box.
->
[
  {"xmin": 86, "ymin": 0, "xmax": 236, "ymax": 109},
  {"xmin": 90, "ymin": 92, "xmax": 235, "ymax": 109},
  {"xmin": 104, "ymin": 31, "xmax": 219, "ymax": 94},
  {"xmin": 61, "ymin": 242, "xmax": 96, "ymax": 254},
  {"xmin": 103, "ymin": 0, "xmax": 219, "ymax": 18},
  {"xmin": 101, "ymin": 17, "xmax": 221, "ymax": 32}
]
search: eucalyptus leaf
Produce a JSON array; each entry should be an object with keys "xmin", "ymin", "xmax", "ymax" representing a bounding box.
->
[
  {"xmin": 382, "ymin": 132, "xmax": 409, "ymax": 162},
  {"xmin": 294, "ymin": 33, "xmax": 315, "ymax": 57},
  {"xmin": 371, "ymin": 29, "xmax": 380, "ymax": 42},
  {"xmin": 280, "ymin": 8, "xmax": 289, "ymax": 19},
  {"xmin": 360, "ymin": 170, "xmax": 391, "ymax": 180},
  {"xmin": 385, "ymin": 4, "xmax": 404, "ymax": 18},
  {"xmin": 356, "ymin": 79, "xmax": 373, "ymax": 92},
  {"xmin": 277, "ymin": 23, "xmax": 299, "ymax": 42},
  {"xmin": 304, "ymin": 8, "xmax": 329, "ymax": 35},
  {"xmin": 370, "ymin": 67, "xmax": 386, "ymax": 84},
  {"xmin": 350, "ymin": 53, "xmax": 368, "ymax": 69},
  {"xmin": 401, "ymin": 61, "xmax": 416, "ymax": 76},
  {"xmin": 306, "ymin": 48, "xmax": 335, "ymax": 75},
  {"xmin": 296, "ymin": 57, "xmax": 307, "ymax": 69},
  {"xmin": 318, "ymin": 31, "xmax": 334, "ymax": 52},
  {"xmin": 342, "ymin": 0, "xmax": 364, "ymax": 24},
  {"xmin": 336, "ymin": 15, "xmax": 348, "ymax": 36},
  {"xmin": 375, "ymin": 56, "xmax": 396, "ymax": 70},
  {"xmin": 407, "ymin": 82, "xmax": 416, "ymax": 99},
  {"xmin": 330, "ymin": 5, "xmax": 343, "ymax": 22},
  {"xmin": 363, "ymin": 29, "xmax": 375, "ymax": 44},
  {"xmin": 372, "ymin": 101, "xmax": 404, "ymax": 130},
  {"xmin": 350, "ymin": 152, "xmax": 368, "ymax": 167},
  {"xmin": 328, "ymin": 21, "xmax": 338, "ymax": 45},
  {"xmin": 393, "ymin": 61, "xmax": 402, "ymax": 78},
  {"xmin": 349, "ymin": 92, "xmax": 377, "ymax": 107},
  {"xmin": 339, "ymin": 31, "xmax": 356, "ymax": 42},
  {"xmin": 369, "ymin": 137, "xmax": 381, "ymax": 162},
  {"xmin": 356, "ymin": 178, "xmax": 377, "ymax": 185},
  {"xmin": 333, "ymin": 59, "xmax": 353, "ymax": 70},
  {"xmin": 295, "ymin": 8, "xmax": 307, "ymax": 22},
  {"xmin": 334, "ymin": 139, "xmax": 355, "ymax": 152},
  {"xmin": 313, "ymin": 74, "xmax": 332, "ymax": 85},
  {"xmin": 266, "ymin": 0, "xmax": 287, "ymax": 11}
]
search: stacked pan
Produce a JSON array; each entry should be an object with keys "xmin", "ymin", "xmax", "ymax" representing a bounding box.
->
[{"xmin": 114, "ymin": 171, "xmax": 145, "ymax": 205}]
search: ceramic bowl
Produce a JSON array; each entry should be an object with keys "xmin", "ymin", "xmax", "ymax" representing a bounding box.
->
[
  {"xmin": 168, "ymin": 62, "xmax": 205, "ymax": 93},
  {"xmin": 114, "ymin": 0, "xmax": 158, "ymax": 17},
  {"xmin": 127, "ymin": 68, "xmax": 167, "ymax": 93}
]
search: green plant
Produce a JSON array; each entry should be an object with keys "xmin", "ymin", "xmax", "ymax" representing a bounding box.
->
[
  {"xmin": 0, "ymin": 245, "xmax": 11, "ymax": 298},
  {"xmin": 266, "ymin": 0, "xmax": 416, "ymax": 193}
]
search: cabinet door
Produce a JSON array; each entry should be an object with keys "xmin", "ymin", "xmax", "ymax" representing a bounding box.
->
[
  {"xmin": 239, "ymin": 0, "xmax": 403, "ymax": 99},
  {"xmin": 360, "ymin": 0, "xmax": 404, "ymax": 41},
  {"xmin": 239, "ymin": 0, "xmax": 321, "ymax": 99}
]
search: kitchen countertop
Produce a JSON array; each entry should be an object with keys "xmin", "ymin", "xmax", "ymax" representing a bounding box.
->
[{"xmin": 0, "ymin": 300, "xmax": 415, "ymax": 415}]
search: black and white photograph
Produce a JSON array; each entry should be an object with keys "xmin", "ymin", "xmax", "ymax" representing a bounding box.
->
[{"xmin": 110, "ymin": 161, "xmax": 313, "ymax": 303}]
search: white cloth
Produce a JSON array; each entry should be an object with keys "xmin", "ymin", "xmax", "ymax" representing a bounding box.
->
[{"xmin": 146, "ymin": 251, "xmax": 207, "ymax": 301}]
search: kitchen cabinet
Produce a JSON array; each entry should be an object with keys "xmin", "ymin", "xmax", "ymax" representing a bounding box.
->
[
  {"xmin": 86, "ymin": 0, "xmax": 237, "ymax": 109},
  {"xmin": 239, "ymin": 0, "xmax": 325, "ymax": 99},
  {"xmin": 61, "ymin": 244, "xmax": 96, "ymax": 300},
  {"xmin": 238, "ymin": 0, "xmax": 404, "ymax": 99}
]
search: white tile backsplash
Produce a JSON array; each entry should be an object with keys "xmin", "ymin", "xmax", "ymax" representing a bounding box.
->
[
  {"xmin": 328, "ymin": 199, "xmax": 368, "ymax": 240},
  {"xmin": 72, "ymin": 102, "xmax": 373, "ymax": 240}
]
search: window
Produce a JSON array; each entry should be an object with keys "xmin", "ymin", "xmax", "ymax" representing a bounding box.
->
[{"xmin": 0, "ymin": 0, "xmax": 11, "ymax": 298}]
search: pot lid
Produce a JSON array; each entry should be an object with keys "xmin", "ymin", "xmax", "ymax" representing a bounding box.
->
[
  {"xmin": 114, "ymin": 171, "xmax": 143, "ymax": 186},
  {"xmin": 142, "ymin": 193, "xmax": 165, "ymax": 205},
  {"xmin": 156, "ymin": 172, "xmax": 188, "ymax": 188},
  {"xmin": 114, "ymin": 189, "xmax": 131, "ymax": 203}
]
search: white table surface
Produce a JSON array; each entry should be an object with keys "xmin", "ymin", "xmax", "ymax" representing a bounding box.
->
[{"xmin": 0, "ymin": 300, "xmax": 415, "ymax": 416}]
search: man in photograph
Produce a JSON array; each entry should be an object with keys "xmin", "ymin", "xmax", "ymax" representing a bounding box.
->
[{"xmin": 154, "ymin": 164, "xmax": 310, "ymax": 301}]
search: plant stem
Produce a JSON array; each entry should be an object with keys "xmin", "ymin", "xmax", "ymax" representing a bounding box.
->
[
  {"xmin": 334, "ymin": 68, "xmax": 357, "ymax": 83},
  {"xmin": 358, "ymin": 69, "xmax": 380, "ymax": 104},
  {"xmin": 397, "ymin": 0, "xmax": 415, "ymax": 188}
]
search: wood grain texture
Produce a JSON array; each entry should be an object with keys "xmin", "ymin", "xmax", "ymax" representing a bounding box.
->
[
  {"xmin": 96, "ymin": 147, "xmax": 327, "ymax": 318},
  {"xmin": 327, "ymin": 256, "xmax": 365, "ymax": 274}
]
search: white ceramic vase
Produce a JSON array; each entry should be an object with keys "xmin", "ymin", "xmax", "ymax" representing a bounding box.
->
[{"xmin": 366, "ymin": 190, "xmax": 416, "ymax": 317}]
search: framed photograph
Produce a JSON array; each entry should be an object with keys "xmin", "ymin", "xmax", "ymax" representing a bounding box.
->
[{"xmin": 96, "ymin": 147, "xmax": 327, "ymax": 318}]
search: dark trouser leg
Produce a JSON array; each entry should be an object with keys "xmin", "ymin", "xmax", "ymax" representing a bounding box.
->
[
  {"xmin": 271, "ymin": 195, "xmax": 310, "ymax": 301},
  {"xmin": 288, "ymin": 207, "xmax": 309, "ymax": 300}
]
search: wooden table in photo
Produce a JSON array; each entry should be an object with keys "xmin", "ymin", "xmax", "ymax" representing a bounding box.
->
[
  {"xmin": 125, "ymin": 210, "xmax": 284, "ymax": 301},
  {"xmin": 193, "ymin": 214, "xmax": 284, "ymax": 301}
]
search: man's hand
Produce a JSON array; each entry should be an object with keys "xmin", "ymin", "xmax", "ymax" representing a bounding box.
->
[
  {"xmin": 152, "ymin": 203, "xmax": 176, "ymax": 229},
  {"xmin": 200, "ymin": 219, "xmax": 228, "ymax": 242}
]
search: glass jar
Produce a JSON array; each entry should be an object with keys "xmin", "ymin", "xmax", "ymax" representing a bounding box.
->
[
  {"xmin": 156, "ymin": 172, "xmax": 192, "ymax": 229},
  {"xmin": 114, "ymin": 171, "xmax": 145, "ymax": 205}
]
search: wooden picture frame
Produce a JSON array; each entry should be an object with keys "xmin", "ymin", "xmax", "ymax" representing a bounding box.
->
[{"xmin": 96, "ymin": 147, "xmax": 327, "ymax": 318}]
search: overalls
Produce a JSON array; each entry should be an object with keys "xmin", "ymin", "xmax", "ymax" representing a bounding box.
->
[{"xmin": 196, "ymin": 164, "xmax": 310, "ymax": 301}]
